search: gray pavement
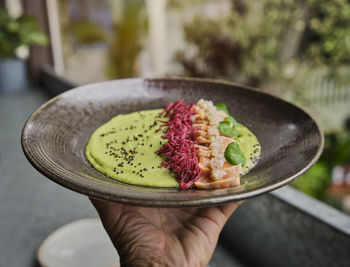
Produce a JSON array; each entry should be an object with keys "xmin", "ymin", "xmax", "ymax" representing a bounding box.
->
[{"xmin": 0, "ymin": 88, "xmax": 97, "ymax": 266}]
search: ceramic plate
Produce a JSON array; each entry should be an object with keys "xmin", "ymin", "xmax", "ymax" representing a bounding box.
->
[
  {"xmin": 22, "ymin": 78, "xmax": 323, "ymax": 207},
  {"xmin": 37, "ymin": 218, "xmax": 119, "ymax": 267}
]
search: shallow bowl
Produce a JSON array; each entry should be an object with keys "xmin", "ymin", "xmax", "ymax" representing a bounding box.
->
[{"xmin": 22, "ymin": 78, "xmax": 323, "ymax": 207}]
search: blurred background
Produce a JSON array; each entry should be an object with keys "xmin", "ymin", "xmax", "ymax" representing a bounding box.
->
[
  {"xmin": 58, "ymin": 0, "xmax": 350, "ymax": 214},
  {"xmin": 1, "ymin": 0, "xmax": 350, "ymax": 266},
  {"xmin": 3, "ymin": 0, "xmax": 348, "ymax": 213}
]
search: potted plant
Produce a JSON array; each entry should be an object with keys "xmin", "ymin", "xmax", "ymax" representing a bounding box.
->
[{"xmin": 0, "ymin": 8, "xmax": 47, "ymax": 94}]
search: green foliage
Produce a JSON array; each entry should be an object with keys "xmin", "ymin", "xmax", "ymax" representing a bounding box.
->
[
  {"xmin": 306, "ymin": 0, "xmax": 350, "ymax": 66},
  {"xmin": 176, "ymin": 0, "xmax": 296, "ymax": 84},
  {"xmin": 321, "ymin": 132, "xmax": 350, "ymax": 167},
  {"xmin": 292, "ymin": 132, "xmax": 350, "ymax": 201},
  {"xmin": 0, "ymin": 8, "xmax": 48, "ymax": 59},
  {"xmin": 176, "ymin": 0, "xmax": 350, "ymax": 87},
  {"xmin": 292, "ymin": 162, "xmax": 331, "ymax": 199}
]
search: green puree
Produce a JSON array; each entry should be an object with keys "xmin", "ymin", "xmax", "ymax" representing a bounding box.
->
[
  {"xmin": 86, "ymin": 109, "xmax": 260, "ymax": 188},
  {"xmin": 235, "ymin": 125, "xmax": 261, "ymax": 174},
  {"xmin": 86, "ymin": 109, "xmax": 178, "ymax": 187}
]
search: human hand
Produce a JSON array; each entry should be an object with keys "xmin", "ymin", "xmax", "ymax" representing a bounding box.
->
[{"xmin": 91, "ymin": 199, "xmax": 242, "ymax": 267}]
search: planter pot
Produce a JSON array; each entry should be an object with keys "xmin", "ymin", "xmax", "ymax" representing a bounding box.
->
[{"xmin": 0, "ymin": 58, "xmax": 28, "ymax": 94}]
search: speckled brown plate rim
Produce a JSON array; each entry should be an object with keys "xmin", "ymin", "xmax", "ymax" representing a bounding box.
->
[{"xmin": 21, "ymin": 77, "xmax": 324, "ymax": 207}]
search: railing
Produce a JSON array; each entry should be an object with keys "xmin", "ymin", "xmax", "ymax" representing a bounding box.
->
[
  {"xmin": 301, "ymin": 76, "xmax": 350, "ymax": 132},
  {"xmin": 308, "ymin": 77, "xmax": 350, "ymax": 106}
]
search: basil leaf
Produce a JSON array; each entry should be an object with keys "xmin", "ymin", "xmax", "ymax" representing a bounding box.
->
[
  {"xmin": 225, "ymin": 115, "xmax": 241, "ymax": 127},
  {"xmin": 216, "ymin": 103, "xmax": 229, "ymax": 114},
  {"xmin": 218, "ymin": 121, "xmax": 242, "ymax": 137},
  {"xmin": 224, "ymin": 142, "xmax": 246, "ymax": 166}
]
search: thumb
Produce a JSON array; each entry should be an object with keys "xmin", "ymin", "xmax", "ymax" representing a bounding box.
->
[{"xmin": 90, "ymin": 198, "xmax": 124, "ymax": 234}]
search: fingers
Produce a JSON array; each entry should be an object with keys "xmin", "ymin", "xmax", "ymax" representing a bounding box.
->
[
  {"xmin": 89, "ymin": 198, "xmax": 124, "ymax": 233},
  {"xmin": 211, "ymin": 200, "xmax": 243, "ymax": 228},
  {"xmin": 219, "ymin": 200, "xmax": 243, "ymax": 218}
]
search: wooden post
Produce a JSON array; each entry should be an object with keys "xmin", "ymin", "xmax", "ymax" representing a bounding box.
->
[{"xmin": 22, "ymin": 0, "xmax": 53, "ymax": 81}]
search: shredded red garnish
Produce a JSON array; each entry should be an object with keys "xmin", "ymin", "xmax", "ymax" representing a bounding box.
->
[{"xmin": 158, "ymin": 99, "xmax": 201, "ymax": 189}]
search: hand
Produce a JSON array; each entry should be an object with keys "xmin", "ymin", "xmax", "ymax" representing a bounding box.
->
[{"xmin": 91, "ymin": 199, "xmax": 242, "ymax": 267}]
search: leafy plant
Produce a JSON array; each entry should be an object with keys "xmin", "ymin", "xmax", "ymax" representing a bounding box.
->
[
  {"xmin": 292, "ymin": 132, "xmax": 350, "ymax": 203},
  {"xmin": 0, "ymin": 8, "xmax": 48, "ymax": 59},
  {"xmin": 175, "ymin": 0, "xmax": 350, "ymax": 88}
]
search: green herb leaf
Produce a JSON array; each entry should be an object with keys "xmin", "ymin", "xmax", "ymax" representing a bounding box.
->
[
  {"xmin": 218, "ymin": 121, "xmax": 242, "ymax": 137},
  {"xmin": 225, "ymin": 115, "xmax": 241, "ymax": 127},
  {"xmin": 0, "ymin": 9, "xmax": 48, "ymax": 58},
  {"xmin": 216, "ymin": 103, "xmax": 229, "ymax": 114},
  {"xmin": 224, "ymin": 142, "xmax": 246, "ymax": 166}
]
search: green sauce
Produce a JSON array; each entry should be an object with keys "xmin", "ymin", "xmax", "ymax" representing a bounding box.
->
[
  {"xmin": 236, "ymin": 125, "xmax": 261, "ymax": 174},
  {"xmin": 86, "ymin": 109, "xmax": 260, "ymax": 188}
]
